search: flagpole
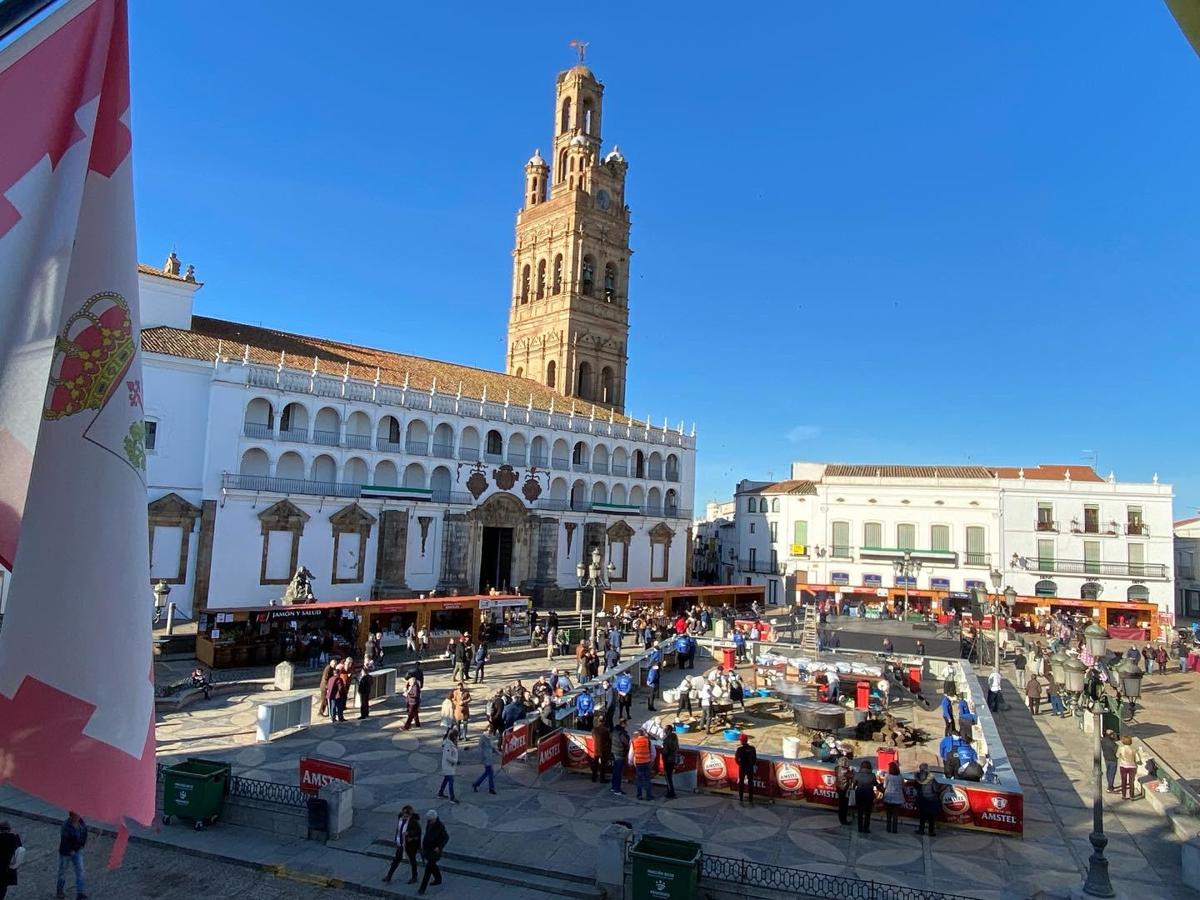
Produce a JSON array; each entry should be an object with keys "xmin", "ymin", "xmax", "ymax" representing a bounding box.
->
[{"xmin": 0, "ymin": 0, "xmax": 62, "ymax": 41}]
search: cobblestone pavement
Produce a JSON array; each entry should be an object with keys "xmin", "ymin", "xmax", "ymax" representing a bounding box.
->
[{"xmin": 0, "ymin": 811, "xmax": 371, "ymax": 899}]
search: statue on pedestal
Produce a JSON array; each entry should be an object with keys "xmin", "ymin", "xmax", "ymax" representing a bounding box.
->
[{"xmin": 282, "ymin": 565, "xmax": 315, "ymax": 605}]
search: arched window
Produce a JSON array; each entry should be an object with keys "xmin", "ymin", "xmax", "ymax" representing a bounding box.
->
[
  {"xmin": 239, "ymin": 448, "xmax": 270, "ymax": 478},
  {"xmin": 759, "ymin": 498, "xmax": 768, "ymax": 513},
  {"xmin": 485, "ymin": 429, "xmax": 503, "ymax": 458},
  {"xmin": 1081, "ymin": 582, "xmax": 1102, "ymax": 600},
  {"xmin": 665, "ymin": 489, "xmax": 678, "ymax": 514},
  {"xmin": 558, "ymin": 148, "xmax": 568, "ymax": 183},
  {"xmin": 746, "ymin": 498, "xmax": 755, "ymax": 513},
  {"xmin": 243, "ymin": 398, "xmax": 274, "ymax": 436},
  {"xmin": 576, "ymin": 361, "xmax": 592, "ymax": 400},
  {"xmin": 633, "ymin": 449, "xmax": 645, "ymax": 479},
  {"xmin": 581, "ymin": 99, "xmax": 594, "ymax": 135},
  {"xmin": 546, "ymin": 360, "xmax": 557, "ymax": 388},
  {"xmin": 515, "ymin": 367, "xmax": 524, "ymax": 379},
  {"xmin": 771, "ymin": 498, "xmax": 780, "ymax": 513},
  {"xmin": 560, "ymin": 97, "xmax": 572, "ymax": 134},
  {"xmin": 1127, "ymin": 585, "xmax": 1150, "ymax": 602},
  {"xmin": 604, "ymin": 262, "xmax": 616, "ymax": 301},
  {"xmin": 552, "ymin": 255, "xmax": 563, "ymax": 294},
  {"xmin": 572, "ymin": 441, "xmax": 588, "ymax": 465},
  {"xmin": 520, "ymin": 265, "xmax": 530, "ymax": 304},
  {"xmin": 600, "ymin": 367, "xmax": 614, "ymax": 404},
  {"xmin": 536, "ymin": 260, "xmax": 546, "ymax": 299},
  {"xmin": 1034, "ymin": 580, "xmax": 1057, "ymax": 597},
  {"xmin": 581, "ymin": 256, "xmax": 595, "ymax": 296}
]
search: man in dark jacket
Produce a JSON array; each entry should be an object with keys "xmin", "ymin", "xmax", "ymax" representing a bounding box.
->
[
  {"xmin": 0, "ymin": 820, "xmax": 22, "ymax": 900},
  {"xmin": 591, "ymin": 718, "xmax": 612, "ymax": 784},
  {"xmin": 403, "ymin": 677, "xmax": 422, "ymax": 730},
  {"xmin": 56, "ymin": 811, "xmax": 88, "ymax": 899},
  {"xmin": 358, "ymin": 667, "xmax": 374, "ymax": 719},
  {"xmin": 610, "ymin": 720, "xmax": 631, "ymax": 795},
  {"xmin": 662, "ymin": 723, "xmax": 680, "ymax": 799},
  {"xmin": 418, "ymin": 810, "xmax": 449, "ymax": 894},
  {"xmin": 735, "ymin": 735, "xmax": 757, "ymax": 804}
]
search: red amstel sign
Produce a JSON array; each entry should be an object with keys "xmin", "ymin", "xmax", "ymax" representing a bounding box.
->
[
  {"xmin": 537, "ymin": 729, "xmax": 563, "ymax": 774},
  {"xmin": 299, "ymin": 756, "xmax": 354, "ymax": 795},
  {"xmin": 501, "ymin": 722, "xmax": 530, "ymax": 766}
]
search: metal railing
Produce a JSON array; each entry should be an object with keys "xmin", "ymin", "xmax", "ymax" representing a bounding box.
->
[
  {"xmin": 647, "ymin": 465, "xmax": 664, "ymax": 480},
  {"xmin": 278, "ymin": 427, "xmax": 308, "ymax": 443},
  {"xmin": 665, "ymin": 470, "xmax": 680, "ymax": 482},
  {"xmin": 430, "ymin": 489, "xmax": 474, "ymax": 505},
  {"xmin": 459, "ymin": 448, "xmax": 481, "ymax": 462},
  {"xmin": 243, "ymin": 422, "xmax": 274, "ymax": 440},
  {"xmin": 700, "ymin": 853, "xmax": 973, "ymax": 900},
  {"xmin": 736, "ymin": 558, "xmax": 785, "ymax": 575},
  {"xmin": 1026, "ymin": 557, "xmax": 1167, "ymax": 578},
  {"xmin": 964, "ymin": 551, "xmax": 990, "ymax": 567},
  {"xmin": 572, "ymin": 461, "xmax": 590, "ymax": 472},
  {"xmin": 1126, "ymin": 522, "xmax": 1149, "ymax": 536},
  {"xmin": 345, "ymin": 433, "xmax": 372, "ymax": 450},
  {"xmin": 506, "ymin": 452, "xmax": 527, "ymax": 466},
  {"xmin": 483, "ymin": 451, "xmax": 503, "ymax": 464},
  {"xmin": 406, "ymin": 440, "xmax": 428, "ymax": 455},
  {"xmin": 610, "ymin": 462, "xmax": 628, "ymax": 476},
  {"xmin": 228, "ymin": 775, "xmax": 308, "ymax": 808},
  {"xmin": 376, "ymin": 437, "xmax": 402, "ymax": 452},
  {"xmin": 592, "ymin": 460, "xmax": 608, "ymax": 474},
  {"xmin": 222, "ymin": 473, "xmax": 360, "ymax": 498},
  {"xmin": 312, "ymin": 429, "xmax": 340, "ymax": 446},
  {"xmin": 431, "ymin": 443, "xmax": 455, "ymax": 459},
  {"xmin": 530, "ymin": 454, "xmax": 549, "ymax": 467},
  {"xmin": 551, "ymin": 456, "xmax": 569, "ymax": 469},
  {"xmin": 1035, "ymin": 519, "xmax": 1059, "ymax": 532}
]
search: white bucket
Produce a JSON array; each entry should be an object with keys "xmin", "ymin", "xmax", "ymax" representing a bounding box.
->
[{"xmin": 781, "ymin": 735, "xmax": 802, "ymax": 759}]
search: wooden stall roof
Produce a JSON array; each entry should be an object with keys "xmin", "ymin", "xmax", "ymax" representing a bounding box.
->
[
  {"xmin": 205, "ymin": 595, "xmax": 525, "ymax": 614},
  {"xmin": 605, "ymin": 585, "xmax": 765, "ymax": 602}
]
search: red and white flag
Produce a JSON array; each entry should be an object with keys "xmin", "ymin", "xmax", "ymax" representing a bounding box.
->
[{"xmin": 0, "ymin": 0, "xmax": 154, "ymax": 854}]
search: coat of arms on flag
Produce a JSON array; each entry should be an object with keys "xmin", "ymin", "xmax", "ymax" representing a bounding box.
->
[{"xmin": 0, "ymin": 0, "xmax": 154, "ymax": 862}]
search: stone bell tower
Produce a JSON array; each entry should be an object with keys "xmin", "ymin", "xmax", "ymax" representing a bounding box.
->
[{"xmin": 505, "ymin": 47, "xmax": 631, "ymax": 413}]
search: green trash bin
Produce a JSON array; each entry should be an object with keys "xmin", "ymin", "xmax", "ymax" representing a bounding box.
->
[
  {"xmin": 162, "ymin": 757, "xmax": 231, "ymax": 830},
  {"xmin": 630, "ymin": 834, "xmax": 701, "ymax": 900}
]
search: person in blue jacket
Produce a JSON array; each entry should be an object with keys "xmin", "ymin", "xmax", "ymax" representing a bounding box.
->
[
  {"xmin": 615, "ymin": 671, "xmax": 633, "ymax": 720},
  {"xmin": 646, "ymin": 662, "xmax": 661, "ymax": 710},
  {"xmin": 733, "ymin": 629, "xmax": 747, "ymax": 663},
  {"xmin": 940, "ymin": 693, "xmax": 955, "ymax": 737}
]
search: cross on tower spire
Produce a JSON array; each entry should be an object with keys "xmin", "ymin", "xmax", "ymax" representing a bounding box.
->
[{"xmin": 568, "ymin": 39, "xmax": 588, "ymax": 65}]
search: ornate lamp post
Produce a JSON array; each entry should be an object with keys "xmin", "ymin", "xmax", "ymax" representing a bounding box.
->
[
  {"xmin": 892, "ymin": 551, "xmax": 922, "ymax": 619},
  {"xmin": 577, "ymin": 546, "xmax": 615, "ymax": 644},
  {"xmin": 1081, "ymin": 625, "xmax": 1112, "ymax": 898}
]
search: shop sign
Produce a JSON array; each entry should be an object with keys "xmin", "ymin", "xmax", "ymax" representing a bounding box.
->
[
  {"xmin": 480, "ymin": 598, "xmax": 530, "ymax": 610},
  {"xmin": 965, "ymin": 580, "xmax": 986, "ymax": 591},
  {"xmin": 862, "ymin": 574, "xmax": 882, "ymax": 587},
  {"xmin": 830, "ymin": 572, "xmax": 850, "ymax": 585},
  {"xmin": 895, "ymin": 576, "xmax": 917, "ymax": 588},
  {"xmin": 501, "ymin": 722, "xmax": 529, "ymax": 766},
  {"xmin": 441, "ymin": 602, "xmax": 465, "ymax": 610},
  {"xmin": 299, "ymin": 756, "xmax": 354, "ymax": 795},
  {"xmin": 269, "ymin": 607, "xmax": 327, "ymax": 620},
  {"xmin": 537, "ymin": 729, "xmax": 563, "ymax": 774},
  {"xmin": 949, "ymin": 591, "xmax": 971, "ymax": 600},
  {"xmin": 931, "ymin": 578, "xmax": 951, "ymax": 590}
]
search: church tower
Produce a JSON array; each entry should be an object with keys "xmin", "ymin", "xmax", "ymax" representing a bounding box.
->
[{"xmin": 506, "ymin": 51, "xmax": 631, "ymax": 413}]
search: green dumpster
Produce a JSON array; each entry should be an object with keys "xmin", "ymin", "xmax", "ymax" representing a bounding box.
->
[
  {"xmin": 630, "ymin": 834, "xmax": 701, "ymax": 900},
  {"xmin": 162, "ymin": 757, "xmax": 231, "ymax": 830}
]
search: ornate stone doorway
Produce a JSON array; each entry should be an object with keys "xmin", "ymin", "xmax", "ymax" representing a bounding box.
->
[
  {"xmin": 440, "ymin": 493, "xmax": 540, "ymax": 595},
  {"xmin": 479, "ymin": 526, "xmax": 514, "ymax": 593}
]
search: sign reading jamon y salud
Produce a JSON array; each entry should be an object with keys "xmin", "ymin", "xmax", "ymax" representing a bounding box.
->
[{"xmin": 0, "ymin": 0, "xmax": 154, "ymax": 866}]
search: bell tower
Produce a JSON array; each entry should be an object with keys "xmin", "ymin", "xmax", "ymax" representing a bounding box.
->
[{"xmin": 506, "ymin": 46, "xmax": 631, "ymax": 413}]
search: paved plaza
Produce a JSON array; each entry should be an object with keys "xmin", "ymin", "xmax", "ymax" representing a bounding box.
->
[{"xmin": 3, "ymin": 634, "xmax": 1195, "ymax": 898}]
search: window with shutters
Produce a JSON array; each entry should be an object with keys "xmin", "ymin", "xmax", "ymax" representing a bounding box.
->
[
  {"xmin": 1037, "ymin": 539, "xmax": 1055, "ymax": 572},
  {"xmin": 966, "ymin": 526, "xmax": 986, "ymax": 566},
  {"xmin": 1084, "ymin": 541, "xmax": 1101, "ymax": 575},
  {"xmin": 832, "ymin": 521, "xmax": 850, "ymax": 558},
  {"xmin": 897, "ymin": 523, "xmax": 916, "ymax": 551},
  {"xmin": 931, "ymin": 524, "xmax": 950, "ymax": 552},
  {"xmin": 769, "ymin": 521, "xmax": 778, "ymax": 542},
  {"xmin": 863, "ymin": 522, "xmax": 882, "ymax": 549},
  {"xmin": 1127, "ymin": 542, "xmax": 1145, "ymax": 577},
  {"xmin": 1083, "ymin": 504, "xmax": 1100, "ymax": 534},
  {"xmin": 792, "ymin": 521, "xmax": 808, "ymax": 553}
]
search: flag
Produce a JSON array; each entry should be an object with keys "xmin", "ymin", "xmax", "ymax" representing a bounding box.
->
[{"xmin": 0, "ymin": 0, "xmax": 155, "ymax": 848}]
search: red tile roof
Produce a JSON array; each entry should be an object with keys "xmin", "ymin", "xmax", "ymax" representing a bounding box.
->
[
  {"xmin": 824, "ymin": 465, "xmax": 994, "ymax": 479},
  {"xmin": 742, "ymin": 479, "xmax": 818, "ymax": 496},
  {"xmin": 141, "ymin": 316, "xmax": 635, "ymax": 423},
  {"xmin": 992, "ymin": 465, "xmax": 1104, "ymax": 483},
  {"xmin": 1175, "ymin": 516, "xmax": 1200, "ymax": 528}
]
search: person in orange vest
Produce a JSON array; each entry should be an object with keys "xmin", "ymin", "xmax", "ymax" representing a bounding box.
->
[{"xmin": 631, "ymin": 727, "xmax": 655, "ymax": 801}]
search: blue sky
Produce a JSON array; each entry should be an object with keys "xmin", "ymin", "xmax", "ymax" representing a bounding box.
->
[{"xmin": 128, "ymin": 2, "xmax": 1200, "ymax": 515}]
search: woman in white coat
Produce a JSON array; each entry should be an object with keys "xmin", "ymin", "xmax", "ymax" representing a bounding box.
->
[{"xmin": 437, "ymin": 731, "xmax": 460, "ymax": 803}]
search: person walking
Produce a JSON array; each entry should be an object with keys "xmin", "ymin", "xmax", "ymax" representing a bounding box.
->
[
  {"xmin": 676, "ymin": 675, "xmax": 694, "ymax": 718},
  {"xmin": 1117, "ymin": 735, "xmax": 1142, "ymax": 800},
  {"xmin": 591, "ymin": 717, "xmax": 611, "ymax": 784},
  {"xmin": 646, "ymin": 662, "xmax": 660, "ymax": 711},
  {"xmin": 318, "ymin": 656, "xmax": 338, "ymax": 717},
  {"xmin": 471, "ymin": 728, "xmax": 498, "ymax": 795},
  {"xmin": 406, "ymin": 623, "xmax": 418, "ymax": 659},
  {"xmin": 418, "ymin": 810, "xmax": 449, "ymax": 895},
  {"xmin": 632, "ymin": 727, "xmax": 655, "ymax": 801},
  {"xmin": 735, "ymin": 734, "xmax": 757, "ymax": 804},
  {"xmin": 358, "ymin": 666, "xmax": 374, "ymax": 719},
  {"xmin": 985, "ymin": 670, "xmax": 1002, "ymax": 713},
  {"xmin": 1101, "ymin": 729, "xmax": 1119, "ymax": 793},
  {"xmin": 0, "ymin": 820, "xmax": 23, "ymax": 900},
  {"xmin": 834, "ymin": 755, "xmax": 853, "ymax": 826},
  {"xmin": 418, "ymin": 626, "xmax": 430, "ymax": 659},
  {"xmin": 383, "ymin": 805, "xmax": 422, "ymax": 885},
  {"xmin": 1013, "ymin": 650, "xmax": 1028, "ymax": 690},
  {"xmin": 662, "ymin": 723, "xmax": 679, "ymax": 800},
  {"xmin": 853, "ymin": 761, "xmax": 880, "ymax": 834},
  {"xmin": 437, "ymin": 732, "xmax": 460, "ymax": 803},
  {"xmin": 700, "ymin": 680, "xmax": 713, "ymax": 733},
  {"xmin": 56, "ymin": 810, "xmax": 88, "ymax": 899},
  {"xmin": 941, "ymin": 692, "xmax": 957, "ymax": 735},
  {"xmin": 451, "ymin": 638, "xmax": 468, "ymax": 683},
  {"xmin": 403, "ymin": 676, "xmax": 422, "ymax": 730},
  {"xmin": 882, "ymin": 761, "xmax": 904, "ymax": 833},
  {"xmin": 1025, "ymin": 675, "xmax": 1042, "ymax": 716},
  {"xmin": 451, "ymin": 682, "xmax": 472, "ymax": 742},
  {"xmin": 327, "ymin": 665, "xmax": 349, "ymax": 723},
  {"xmin": 473, "ymin": 642, "xmax": 489, "ymax": 684},
  {"xmin": 914, "ymin": 763, "xmax": 943, "ymax": 836},
  {"xmin": 610, "ymin": 719, "xmax": 631, "ymax": 795},
  {"xmin": 728, "ymin": 671, "xmax": 747, "ymax": 711}
]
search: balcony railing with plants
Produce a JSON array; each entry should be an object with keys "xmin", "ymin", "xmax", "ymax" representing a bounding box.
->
[{"xmin": 1025, "ymin": 557, "xmax": 1167, "ymax": 579}]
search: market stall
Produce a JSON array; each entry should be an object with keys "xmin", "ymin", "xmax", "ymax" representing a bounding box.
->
[{"xmin": 602, "ymin": 584, "xmax": 765, "ymax": 618}]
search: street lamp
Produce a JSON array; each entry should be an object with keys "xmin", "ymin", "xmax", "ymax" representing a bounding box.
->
[
  {"xmin": 972, "ymin": 582, "xmax": 1016, "ymax": 669},
  {"xmin": 577, "ymin": 546, "xmax": 615, "ymax": 644},
  {"xmin": 1081, "ymin": 625, "xmax": 1112, "ymax": 898},
  {"xmin": 892, "ymin": 551, "xmax": 922, "ymax": 619}
]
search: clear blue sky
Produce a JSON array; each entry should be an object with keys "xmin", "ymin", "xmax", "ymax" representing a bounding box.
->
[{"xmin": 128, "ymin": 2, "xmax": 1200, "ymax": 516}]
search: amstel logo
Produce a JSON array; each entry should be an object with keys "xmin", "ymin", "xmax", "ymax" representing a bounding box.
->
[
  {"xmin": 701, "ymin": 753, "xmax": 727, "ymax": 781},
  {"xmin": 776, "ymin": 763, "xmax": 802, "ymax": 791}
]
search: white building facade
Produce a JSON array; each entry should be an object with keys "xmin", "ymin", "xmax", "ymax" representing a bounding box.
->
[
  {"xmin": 1174, "ymin": 517, "xmax": 1200, "ymax": 623},
  {"xmin": 733, "ymin": 462, "xmax": 1174, "ymax": 634},
  {"xmin": 138, "ymin": 264, "xmax": 695, "ymax": 617}
]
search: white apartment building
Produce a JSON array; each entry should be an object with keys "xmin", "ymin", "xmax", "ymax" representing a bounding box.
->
[
  {"xmin": 1175, "ymin": 517, "xmax": 1200, "ymax": 622},
  {"xmin": 734, "ymin": 461, "xmax": 1175, "ymax": 636},
  {"xmin": 692, "ymin": 500, "xmax": 738, "ymax": 585}
]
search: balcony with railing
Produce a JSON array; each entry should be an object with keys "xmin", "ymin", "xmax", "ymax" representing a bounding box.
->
[
  {"xmin": 736, "ymin": 558, "xmax": 786, "ymax": 576},
  {"xmin": 611, "ymin": 462, "xmax": 628, "ymax": 476},
  {"xmin": 572, "ymin": 462, "xmax": 590, "ymax": 473},
  {"xmin": 647, "ymin": 464, "xmax": 664, "ymax": 480},
  {"xmin": 1069, "ymin": 519, "xmax": 1120, "ymax": 537},
  {"xmin": 483, "ymin": 451, "xmax": 503, "ymax": 464},
  {"xmin": 278, "ymin": 427, "xmax": 308, "ymax": 443},
  {"xmin": 459, "ymin": 447, "xmax": 481, "ymax": 462},
  {"xmin": 312, "ymin": 429, "xmax": 340, "ymax": 447},
  {"xmin": 243, "ymin": 422, "xmax": 274, "ymax": 440},
  {"xmin": 530, "ymin": 454, "xmax": 549, "ymax": 468},
  {"xmin": 345, "ymin": 433, "xmax": 372, "ymax": 450},
  {"xmin": 506, "ymin": 451, "xmax": 527, "ymax": 466},
  {"xmin": 431, "ymin": 443, "xmax": 455, "ymax": 459},
  {"xmin": 223, "ymin": 473, "xmax": 359, "ymax": 498},
  {"xmin": 1025, "ymin": 557, "xmax": 1167, "ymax": 579},
  {"xmin": 406, "ymin": 440, "xmax": 428, "ymax": 456},
  {"xmin": 551, "ymin": 456, "xmax": 569, "ymax": 470},
  {"xmin": 430, "ymin": 489, "xmax": 474, "ymax": 505},
  {"xmin": 665, "ymin": 468, "xmax": 680, "ymax": 483},
  {"xmin": 1126, "ymin": 522, "xmax": 1149, "ymax": 536},
  {"xmin": 860, "ymin": 546, "xmax": 957, "ymax": 564},
  {"xmin": 592, "ymin": 460, "xmax": 608, "ymax": 475},
  {"xmin": 376, "ymin": 437, "xmax": 403, "ymax": 452},
  {"xmin": 1035, "ymin": 519, "xmax": 1059, "ymax": 533}
]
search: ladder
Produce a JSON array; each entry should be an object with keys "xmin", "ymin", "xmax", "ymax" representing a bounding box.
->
[{"xmin": 800, "ymin": 607, "xmax": 820, "ymax": 654}]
